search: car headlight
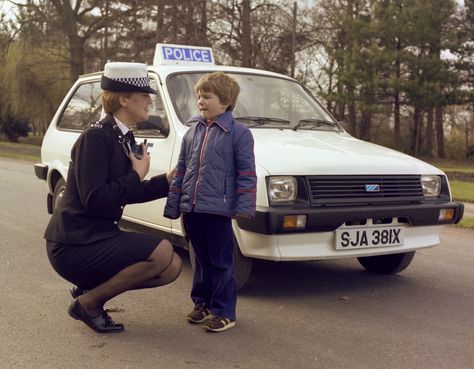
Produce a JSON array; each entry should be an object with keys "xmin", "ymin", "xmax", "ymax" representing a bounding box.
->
[
  {"xmin": 268, "ymin": 176, "xmax": 297, "ymax": 203},
  {"xmin": 421, "ymin": 175, "xmax": 441, "ymax": 198}
]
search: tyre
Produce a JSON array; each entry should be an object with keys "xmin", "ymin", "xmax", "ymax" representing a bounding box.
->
[
  {"xmin": 357, "ymin": 251, "xmax": 416, "ymax": 275},
  {"xmin": 188, "ymin": 233, "xmax": 253, "ymax": 290},
  {"xmin": 52, "ymin": 178, "xmax": 66, "ymax": 211}
]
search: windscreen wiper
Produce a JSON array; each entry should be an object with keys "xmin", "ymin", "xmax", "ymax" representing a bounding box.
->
[
  {"xmin": 293, "ymin": 118, "xmax": 340, "ymax": 131},
  {"xmin": 236, "ymin": 116, "xmax": 291, "ymax": 127}
]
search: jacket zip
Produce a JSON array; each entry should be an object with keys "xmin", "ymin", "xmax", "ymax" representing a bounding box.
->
[{"xmin": 193, "ymin": 124, "xmax": 211, "ymax": 205}]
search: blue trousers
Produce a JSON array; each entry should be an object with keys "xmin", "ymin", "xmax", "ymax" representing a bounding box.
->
[{"xmin": 183, "ymin": 212, "xmax": 237, "ymax": 320}]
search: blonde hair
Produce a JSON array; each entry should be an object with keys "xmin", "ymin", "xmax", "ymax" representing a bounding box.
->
[
  {"xmin": 195, "ymin": 72, "xmax": 240, "ymax": 111},
  {"xmin": 101, "ymin": 90, "xmax": 132, "ymax": 114}
]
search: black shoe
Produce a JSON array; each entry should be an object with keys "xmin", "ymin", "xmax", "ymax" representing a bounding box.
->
[
  {"xmin": 68, "ymin": 298, "xmax": 124, "ymax": 333},
  {"xmin": 70, "ymin": 286, "xmax": 85, "ymax": 299}
]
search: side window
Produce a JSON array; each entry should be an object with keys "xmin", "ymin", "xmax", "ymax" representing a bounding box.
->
[
  {"xmin": 134, "ymin": 78, "xmax": 170, "ymax": 138},
  {"xmin": 57, "ymin": 81, "xmax": 102, "ymax": 131},
  {"xmin": 167, "ymin": 73, "xmax": 200, "ymax": 122}
]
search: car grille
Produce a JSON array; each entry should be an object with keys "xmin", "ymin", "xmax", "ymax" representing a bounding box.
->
[{"xmin": 306, "ymin": 175, "xmax": 424, "ymax": 205}]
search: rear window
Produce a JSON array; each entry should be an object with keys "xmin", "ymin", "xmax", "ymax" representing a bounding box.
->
[
  {"xmin": 57, "ymin": 81, "xmax": 102, "ymax": 131},
  {"xmin": 57, "ymin": 77, "xmax": 170, "ymax": 138}
]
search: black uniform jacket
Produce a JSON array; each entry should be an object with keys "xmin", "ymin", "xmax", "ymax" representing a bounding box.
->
[{"xmin": 44, "ymin": 114, "xmax": 169, "ymax": 245}]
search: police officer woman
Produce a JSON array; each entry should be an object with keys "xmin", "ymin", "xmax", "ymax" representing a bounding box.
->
[{"xmin": 44, "ymin": 62, "xmax": 181, "ymax": 333}]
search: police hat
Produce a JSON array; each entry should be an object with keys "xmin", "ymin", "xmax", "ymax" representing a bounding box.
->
[{"xmin": 101, "ymin": 62, "xmax": 157, "ymax": 94}]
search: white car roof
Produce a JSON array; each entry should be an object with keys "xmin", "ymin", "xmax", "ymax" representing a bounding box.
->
[
  {"xmin": 150, "ymin": 64, "xmax": 294, "ymax": 80},
  {"xmin": 80, "ymin": 64, "xmax": 295, "ymax": 83}
]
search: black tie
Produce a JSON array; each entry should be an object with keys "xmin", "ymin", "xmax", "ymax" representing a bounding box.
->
[{"xmin": 125, "ymin": 130, "xmax": 136, "ymax": 146}]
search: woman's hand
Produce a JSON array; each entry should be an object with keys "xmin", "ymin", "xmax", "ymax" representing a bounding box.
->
[
  {"xmin": 129, "ymin": 144, "xmax": 150, "ymax": 182},
  {"xmin": 166, "ymin": 167, "xmax": 177, "ymax": 184}
]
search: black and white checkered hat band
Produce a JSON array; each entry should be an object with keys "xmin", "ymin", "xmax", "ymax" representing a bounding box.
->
[
  {"xmin": 113, "ymin": 77, "xmax": 150, "ymax": 88},
  {"xmin": 101, "ymin": 75, "xmax": 156, "ymax": 93}
]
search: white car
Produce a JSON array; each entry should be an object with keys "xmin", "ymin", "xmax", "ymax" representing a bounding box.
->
[{"xmin": 35, "ymin": 44, "xmax": 464, "ymax": 288}]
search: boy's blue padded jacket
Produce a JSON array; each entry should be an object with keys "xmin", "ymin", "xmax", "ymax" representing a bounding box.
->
[{"xmin": 164, "ymin": 111, "xmax": 257, "ymax": 219}]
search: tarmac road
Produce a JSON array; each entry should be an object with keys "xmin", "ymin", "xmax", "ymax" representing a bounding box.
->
[{"xmin": 0, "ymin": 157, "xmax": 473, "ymax": 369}]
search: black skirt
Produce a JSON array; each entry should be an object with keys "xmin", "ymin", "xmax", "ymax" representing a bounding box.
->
[{"xmin": 46, "ymin": 231, "xmax": 163, "ymax": 290}]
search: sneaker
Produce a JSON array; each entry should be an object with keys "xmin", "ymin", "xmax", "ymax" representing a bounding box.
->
[
  {"xmin": 203, "ymin": 316, "xmax": 236, "ymax": 332},
  {"xmin": 186, "ymin": 303, "xmax": 212, "ymax": 324}
]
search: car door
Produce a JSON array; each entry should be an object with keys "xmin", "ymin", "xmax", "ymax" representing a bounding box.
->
[{"xmin": 121, "ymin": 75, "xmax": 174, "ymax": 231}]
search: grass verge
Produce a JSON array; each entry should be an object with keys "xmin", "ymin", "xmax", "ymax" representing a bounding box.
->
[
  {"xmin": 450, "ymin": 180, "xmax": 474, "ymax": 203},
  {"xmin": 0, "ymin": 141, "xmax": 41, "ymax": 162},
  {"xmin": 426, "ymin": 158, "xmax": 474, "ymax": 174},
  {"xmin": 0, "ymin": 151, "xmax": 40, "ymax": 162},
  {"xmin": 455, "ymin": 216, "xmax": 474, "ymax": 229},
  {"xmin": 437, "ymin": 165, "xmax": 474, "ymax": 174}
]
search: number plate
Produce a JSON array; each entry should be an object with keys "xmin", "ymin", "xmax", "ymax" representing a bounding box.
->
[{"xmin": 335, "ymin": 226, "xmax": 405, "ymax": 250}]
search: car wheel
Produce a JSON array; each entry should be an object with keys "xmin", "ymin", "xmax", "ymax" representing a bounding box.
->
[
  {"xmin": 188, "ymin": 233, "xmax": 253, "ymax": 290},
  {"xmin": 53, "ymin": 178, "xmax": 66, "ymax": 211},
  {"xmin": 357, "ymin": 251, "xmax": 416, "ymax": 275}
]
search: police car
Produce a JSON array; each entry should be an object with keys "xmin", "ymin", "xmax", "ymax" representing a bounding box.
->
[{"xmin": 35, "ymin": 44, "xmax": 464, "ymax": 289}]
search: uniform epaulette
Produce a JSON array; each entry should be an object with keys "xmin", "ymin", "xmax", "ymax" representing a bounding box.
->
[{"xmin": 90, "ymin": 120, "xmax": 105, "ymax": 128}]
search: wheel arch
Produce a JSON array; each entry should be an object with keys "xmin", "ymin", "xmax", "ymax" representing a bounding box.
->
[{"xmin": 48, "ymin": 169, "xmax": 64, "ymax": 194}]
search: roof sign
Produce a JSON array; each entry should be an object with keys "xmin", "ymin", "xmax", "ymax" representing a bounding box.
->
[{"xmin": 153, "ymin": 44, "xmax": 215, "ymax": 66}]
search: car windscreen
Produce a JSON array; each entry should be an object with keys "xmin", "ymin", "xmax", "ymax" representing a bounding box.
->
[{"xmin": 167, "ymin": 72, "xmax": 340, "ymax": 131}]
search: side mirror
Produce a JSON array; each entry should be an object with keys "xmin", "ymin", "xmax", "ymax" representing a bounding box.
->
[{"xmin": 136, "ymin": 115, "xmax": 170, "ymax": 136}]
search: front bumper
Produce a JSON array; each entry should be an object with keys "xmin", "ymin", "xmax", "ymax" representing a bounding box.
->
[{"xmin": 237, "ymin": 201, "xmax": 464, "ymax": 235}]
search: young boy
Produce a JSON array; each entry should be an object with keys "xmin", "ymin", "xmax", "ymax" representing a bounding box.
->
[{"xmin": 164, "ymin": 72, "xmax": 256, "ymax": 332}]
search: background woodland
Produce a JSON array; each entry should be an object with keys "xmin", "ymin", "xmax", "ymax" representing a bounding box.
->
[{"xmin": 0, "ymin": 0, "xmax": 473, "ymax": 160}]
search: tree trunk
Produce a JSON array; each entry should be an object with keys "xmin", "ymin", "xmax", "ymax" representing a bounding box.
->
[
  {"xmin": 198, "ymin": 0, "xmax": 208, "ymax": 46},
  {"xmin": 394, "ymin": 92, "xmax": 401, "ymax": 149},
  {"xmin": 68, "ymin": 35, "xmax": 84, "ymax": 82},
  {"xmin": 184, "ymin": 0, "xmax": 194, "ymax": 44},
  {"xmin": 435, "ymin": 106, "xmax": 446, "ymax": 158},
  {"xmin": 290, "ymin": 2, "xmax": 297, "ymax": 78},
  {"xmin": 335, "ymin": 79, "xmax": 345, "ymax": 122},
  {"xmin": 50, "ymin": 0, "xmax": 84, "ymax": 82},
  {"xmin": 156, "ymin": 0, "xmax": 165, "ymax": 42},
  {"xmin": 360, "ymin": 85, "xmax": 374, "ymax": 141},
  {"xmin": 360, "ymin": 109, "xmax": 371, "ymax": 141},
  {"xmin": 425, "ymin": 107, "xmax": 434, "ymax": 157},
  {"xmin": 102, "ymin": 0, "xmax": 109, "ymax": 67},
  {"xmin": 394, "ymin": 44, "xmax": 401, "ymax": 149},
  {"xmin": 345, "ymin": 0, "xmax": 357, "ymax": 136},
  {"xmin": 416, "ymin": 109, "xmax": 424, "ymax": 156},
  {"xmin": 466, "ymin": 116, "xmax": 470, "ymax": 159},
  {"xmin": 411, "ymin": 105, "xmax": 421, "ymax": 155},
  {"xmin": 348, "ymin": 100, "xmax": 357, "ymax": 136},
  {"xmin": 241, "ymin": 0, "xmax": 252, "ymax": 67},
  {"xmin": 171, "ymin": 2, "xmax": 179, "ymax": 43}
]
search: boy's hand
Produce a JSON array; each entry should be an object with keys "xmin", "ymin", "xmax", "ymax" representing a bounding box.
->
[
  {"xmin": 129, "ymin": 143, "xmax": 150, "ymax": 182},
  {"xmin": 166, "ymin": 166, "xmax": 177, "ymax": 184}
]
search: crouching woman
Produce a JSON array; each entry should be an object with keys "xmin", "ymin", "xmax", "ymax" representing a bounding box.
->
[{"xmin": 44, "ymin": 62, "xmax": 181, "ymax": 333}]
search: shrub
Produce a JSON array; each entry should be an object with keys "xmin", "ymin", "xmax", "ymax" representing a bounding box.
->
[{"xmin": 0, "ymin": 114, "xmax": 30, "ymax": 142}]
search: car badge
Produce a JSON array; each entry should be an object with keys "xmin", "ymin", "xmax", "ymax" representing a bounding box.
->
[{"xmin": 365, "ymin": 184, "xmax": 380, "ymax": 192}]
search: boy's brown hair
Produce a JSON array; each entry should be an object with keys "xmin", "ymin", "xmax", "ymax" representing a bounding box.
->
[
  {"xmin": 195, "ymin": 72, "xmax": 240, "ymax": 111},
  {"xmin": 101, "ymin": 90, "xmax": 132, "ymax": 114}
]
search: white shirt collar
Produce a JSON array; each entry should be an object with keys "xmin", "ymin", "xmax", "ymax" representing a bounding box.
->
[{"xmin": 113, "ymin": 115, "xmax": 130, "ymax": 135}]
